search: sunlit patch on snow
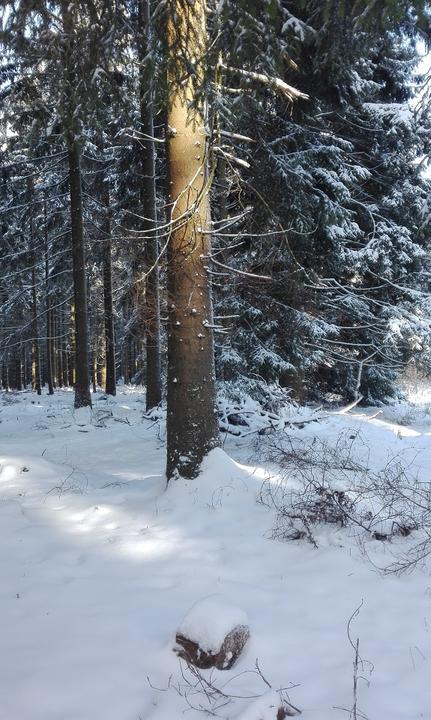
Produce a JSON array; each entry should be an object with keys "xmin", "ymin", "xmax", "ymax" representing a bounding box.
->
[
  {"xmin": 105, "ymin": 522, "xmax": 118, "ymax": 531},
  {"xmin": 121, "ymin": 537, "xmax": 176, "ymax": 559},
  {"xmin": 0, "ymin": 463, "xmax": 19, "ymax": 482},
  {"xmin": 354, "ymin": 413, "xmax": 421, "ymax": 438}
]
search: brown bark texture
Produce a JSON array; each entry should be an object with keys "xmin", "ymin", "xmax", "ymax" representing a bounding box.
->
[{"xmin": 165, "ymin": 0, "xmax": 219, "ymax": 479}]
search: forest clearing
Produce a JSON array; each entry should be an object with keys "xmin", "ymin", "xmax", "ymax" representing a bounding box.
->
[{"xmin": 1, "ymin": 386, "xmax": 431, "ymax": 720}]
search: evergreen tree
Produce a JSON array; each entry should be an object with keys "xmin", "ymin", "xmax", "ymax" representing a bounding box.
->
[{"xmin": 211, "ymin": 0, "xmax": 431, "ymax": 402}]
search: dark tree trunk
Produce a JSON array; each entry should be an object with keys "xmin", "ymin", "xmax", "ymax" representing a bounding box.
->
[
  {"xmin": 138, "ymin": 0, "xmax": 161, "ymax": 410},
  {"xmin": 61, "ymin": 309, "xmax": 70, "ymax": 387},
  {"xmin": 60, "ymin": 0, "xmax": 91, "ymax": 408},
  {"xmin": 67, "ymin": 141, "xmax": 91, "ymax": 408},
  {"xmin": 129, "ymin": 339, "xmax": 136, "ymax": 382},
  {"xmin": 165, "ymin": 0, "xmax": 219, "ymax": 479},
  {"xmin": 100, "ymin": 179, "xmax": 116, "ymax": 396},
  {"xmin": 51, "ymin": 308, "xmax": 57, "ymax": 388},
  {"xmin": 45, "ymin": 224, "xmax": 54, "ymax": 395},
  {"xmin": 1, "ymin": 361, "xmax": 8, "ymax": 391},
  {"xmin": 46, "ymin": 298, "xmax": 54, "ymax": 395},
  {"xmin": 13, "ymin": 349, "xmax": 22, "ymax": 391},
  {"xmin": 57, "ymin": 313, "xmax": 64, "ymax": 388},
  {"xmin": 92, "ymin": 350, "xmax": 97, "ymax": 393},
  {"xmin": 24, "ymin": 344, "xmax": 31, "ymax": 388},
  {"xmin": 31, "ymin": 263, "xmax": 42, "ymax": 397},
  {"xmin": 68, "ymin": 303, "xmax": 75, "ymax": 387}
]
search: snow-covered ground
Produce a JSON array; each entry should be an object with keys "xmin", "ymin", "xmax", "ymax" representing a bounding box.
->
[{"xmin": 1, "ymin": 387, "xmax": 430, "ymax": 720}]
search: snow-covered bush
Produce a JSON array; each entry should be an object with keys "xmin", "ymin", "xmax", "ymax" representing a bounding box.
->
[{"xmin": 216, "ymin": 380, "xmax": 299, "ymax": 436}]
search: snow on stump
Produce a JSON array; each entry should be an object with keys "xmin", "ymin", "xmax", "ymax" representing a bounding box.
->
[{"xmin": 174, "ymin": 596, "xmax": 250, "ymax": 670}]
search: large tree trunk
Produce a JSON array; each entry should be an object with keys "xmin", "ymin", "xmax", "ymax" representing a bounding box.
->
[
  {"xmin": 165, "ymin": 0, "xmax": 219, "ymax": 479},
  {"xmin": 138, "ymin": 0, "xmax": 161, "ymax": 410}
]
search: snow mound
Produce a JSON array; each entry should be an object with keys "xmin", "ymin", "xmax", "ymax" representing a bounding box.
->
[
  {"xmin": 238, "ymin": 690, "xmax": 300, "ymax": 719},
  {"xmin": 177, "ymin": 594, "xmax": 249, "ymax": 653},
  {"xmin": 199, "ymin": 446, "xmax": 244, "ymax": 477}
]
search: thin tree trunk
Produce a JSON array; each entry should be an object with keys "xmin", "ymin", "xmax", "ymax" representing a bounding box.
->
[
  {"xmin": 24, "ymin": 344, "xmax": 30, "ymax": 388},
  {"xmin": 1, "ymin": 360, "xmax": 8, "ymax": 391},
  {"xmin": 68, "ymin": 303, "xmax": 75, "ymax": 387},
  {"xmin": 61, "ymin": 309, "xmax": 69, "ymax": 387},
  {"xmin": 27, "ymin": 182, "xmax": 42, "ymax": 396},
  {"xmin": 31, "ymin": 264, "xmax": 42, "ymax": 396},
  {"xmin": 13, "ymin": 348, "xmax": 22, "ymax": 391},
  {"xmin": 21, "ymin": 343, "xmax": 26, "ymax": 388},
  {"xmin": 138, "ymin": 0, "xmax": 162, "ymax": 410},
  {"xmin": 61, "ymin": 0, "xmax": 91, "ymax": 408},
  {"xmin": 45, "ymin": 215, "xmax": 54, "ymax": 395},
  {"xmin": 92, "ymin": 349, "xmax": 97, "ymax": 393},
  {"xmin": 46, "ymin": 297, "xmax": 54, "ymax": 395},
  {"xmin": 129, "ymin": 339, "xmax": 136, "ymax": 382},
  {"xmin": 51, "ymin": 307, "xmax": 58, "ymax": 387},
  {"xmin": 67, "ymin": 141, "xmax": 91, "ymax": 407},
  {"xmin": 101, "ymin": 178, "xmax": 116, "ymax": 396},
  {"xmin": 165, "ymin": 0, "xmax": 219, "ymax": 479}
]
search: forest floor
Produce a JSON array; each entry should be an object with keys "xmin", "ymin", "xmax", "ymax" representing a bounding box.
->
[{"xmin": 1, "ymin": 385, "xmax": 430, "ymax": 720}]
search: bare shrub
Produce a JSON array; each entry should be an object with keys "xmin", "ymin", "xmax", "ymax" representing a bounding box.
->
[
  {"xmin": 147, "ymin": 659, "xmax": 300, "ymax": 718},
  {"xmin": 259, "ymin": 432, "xmax": 431, "ymax": 573},
  {"xmin": 335, "ymin": 602, "xmax": 373, "ymax": 720}
]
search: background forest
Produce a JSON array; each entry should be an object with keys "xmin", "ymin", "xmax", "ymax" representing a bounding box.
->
[
  {"xmin": 3, "ymin": 4, "xmax": 431, "ymax": 720},
  {"xmin": 2, "ymin": 0, "xmax": 431, "ymax": 470}
]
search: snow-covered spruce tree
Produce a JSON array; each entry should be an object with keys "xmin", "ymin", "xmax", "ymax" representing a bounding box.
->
[
  {"xmin": 100, "ymin": 0, "xmax": 163, "ymax": 403},
  {"xmin": 1, "ymin": 0, "xmax": 126, "ymax": 406},
  {"xmin": 210, "ymin": 0, "xmax": 431, "ymax": 403}
]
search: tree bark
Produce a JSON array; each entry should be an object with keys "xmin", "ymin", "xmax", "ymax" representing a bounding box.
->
[
  {"xmin": 51, "ymin": 307, "xmax": 57, "ymax": 388},
  {"xmin": 30, "ymin": 218, "xmax": 42, "ymax": 396},
  {"xmin": 165, "ymin": 0, "xmax": 219, "ymax": 479},
  {"xmin": 100, "ymin": 178, "xmax": 116, "ymax": 396},
  {"xmin": 12, "ymin": 348, "xmax": 22, "ymax": 391},
  {"xmin": 138, "ymin": 0, "xmax": 161, "ymax": 409},
  {"xmin": 44, "ymin": 217, "xmax": 54, "ymax": 395},
  {"xmin": 31, "ymin": 264, "xmax": 42, "ymax": 396},
  {"xmin": 67, "ymin": 141, "xmax": 92, "ymax": 407},
  {"xmin": 68, "ymin": 303, "xmax": 75, "ymax": 387},
  {"xmin": 45, "ymin": 299, "xmax": 54, "ymax": 395},
  {"xmin": 60, "ymin": 0, "xmax": 91, "ymax": 408},
  {"xmin": 1, "ymin": 361, "xmax": 8, "ymax": 391}
]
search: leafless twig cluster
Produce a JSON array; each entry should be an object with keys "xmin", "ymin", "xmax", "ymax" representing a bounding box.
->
[
  {"xmin": 334, "ymin": 602, "xmax": 373, "ymax": 720},
  {"xmin": 259, "ymin": 431, "xmax": 431, "ymax": 573},
  {"xmin": 147, "ymin": 659, "xmax": 301, "ymax": 718}
]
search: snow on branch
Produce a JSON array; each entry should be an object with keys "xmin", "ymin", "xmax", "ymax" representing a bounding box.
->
[{"xmin": 219, "ymin": 63, "xmax": 309, "ymax": 103}]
